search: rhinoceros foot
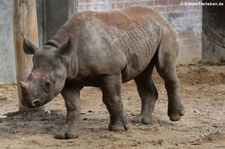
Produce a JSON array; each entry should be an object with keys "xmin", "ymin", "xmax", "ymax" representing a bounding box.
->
[
  {"xmin": 55, "ymin": 124, "xmax": 79, "ymax": 139},
  {"xmin": 108, "ymin": 115, "xmax": 130, "ymax": 131},
  {"xmin": 132, "ymin": 114, "xmax": 153, "ymax": 124},
  {"xmin": 168, "ymin": 101, "xmax": 185, "ymax": 122}
]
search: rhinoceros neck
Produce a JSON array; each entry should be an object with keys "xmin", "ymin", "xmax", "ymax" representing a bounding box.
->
[
  {"xmin": 48, "ymin": 15, "xmax": 77, "ymax": 47},
  {"xmin": 45, "ymin": 39, "xmax": 60, "ymax": 48}
]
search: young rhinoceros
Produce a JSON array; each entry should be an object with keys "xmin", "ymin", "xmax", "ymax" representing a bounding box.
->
[{"xmin": 21, "ymin": 6, "xmax": 185, "ymax": 139}]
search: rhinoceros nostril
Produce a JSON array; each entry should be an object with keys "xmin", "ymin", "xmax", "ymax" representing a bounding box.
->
[{"xmin": 32, "ymin": 99, "xmax": 41, "ymax": 107}]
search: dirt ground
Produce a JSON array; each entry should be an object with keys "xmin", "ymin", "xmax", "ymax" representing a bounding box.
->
[{"xmin": 0, "ymin": 65, "xmax": 225, "ymax": 149}]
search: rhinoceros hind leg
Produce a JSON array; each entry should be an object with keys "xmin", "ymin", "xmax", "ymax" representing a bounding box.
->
[
  {"xmin": 132, "ymin": 64, "xmax": 158, "ymax": 124},
  {"xmin": 156, "ymin": 52, "xmax": 185, "ymax": 121},
  {"xmin": 101, "ymin": 74, "xmax": 129, "ymax": 131}
]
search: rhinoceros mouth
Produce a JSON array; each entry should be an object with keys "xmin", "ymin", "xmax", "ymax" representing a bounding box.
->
[
  {"xmin": 21, "ymin": 98, "xmax": 45, "ymax": 108},
  {"xmin": 21, "ymin": 100, "xmax": 31, "ymax": 108}
]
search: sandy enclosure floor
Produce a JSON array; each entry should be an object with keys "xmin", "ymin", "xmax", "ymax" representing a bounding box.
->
[{"xmin": 0, "ymin": 65, "xmax": 225, "ymax": 149}]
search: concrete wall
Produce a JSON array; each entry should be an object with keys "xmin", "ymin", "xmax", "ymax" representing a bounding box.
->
[
  {"xmin": 0, "ymin": 0, "xmax": 16, "ymax": 84},
  {"xmin": 0, "ymin": 0, "xmax": 202, "ymax": 84}
]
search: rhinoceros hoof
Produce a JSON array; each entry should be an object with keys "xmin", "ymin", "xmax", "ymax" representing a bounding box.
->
[
  {"xmin": 168, "ymin": 104, "xmax": 185, "ymax": 122},
  {"xmin": 132, "ymin": 115, "xmax": 153, "ymax": 124},
  {"xmin": 55, "ymin": 125, "xmax": 79, "ymax": 139}
]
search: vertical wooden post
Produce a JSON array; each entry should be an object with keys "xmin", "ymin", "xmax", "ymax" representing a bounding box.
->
[{"xmin": 13, "ymin": 0, "xmax": 43, "ymax": 112}]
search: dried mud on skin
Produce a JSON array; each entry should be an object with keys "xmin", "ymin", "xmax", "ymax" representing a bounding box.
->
[{"xmin": 0, "ymin": 65, "xmax": 225, "ymax": 149}]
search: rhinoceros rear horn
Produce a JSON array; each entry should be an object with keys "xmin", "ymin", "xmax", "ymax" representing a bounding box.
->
[
  {"xmin": 56, "ymin": 39, "xmax": 71, "ymax": 57},
  {"xmin": 22, "ymin": 33, "xmax": 38, "ymax": 55},
  {"xmin": 20, "ymin": 81, "xmax": 29, "ymax": 90}
]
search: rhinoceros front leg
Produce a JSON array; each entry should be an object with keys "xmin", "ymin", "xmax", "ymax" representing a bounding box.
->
[
  {"xmin": 101, "ymin": 74, "xmax": 129, "ymax": 131},
  {"xmin": 55, "ymin": 86, "xmax": 81, "ymax": 139}
]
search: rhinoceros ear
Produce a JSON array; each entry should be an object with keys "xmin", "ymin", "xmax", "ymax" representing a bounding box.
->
[
  {"xmin": 56, "ymin": 39, "xmax": 72, "ymax": 57},
  {"xmin": 22, "ymin": 33, "xmax": 38, "ymax": 55}
]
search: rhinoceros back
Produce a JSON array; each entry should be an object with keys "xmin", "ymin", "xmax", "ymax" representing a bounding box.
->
[{"xmin": 50, "ymin": 6, "xmax": 164, "ymax": 82}]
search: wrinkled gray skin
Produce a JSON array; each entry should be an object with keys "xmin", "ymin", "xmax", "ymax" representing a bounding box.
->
[{"xmin": 21, "ymin": 6, "xmax": 185, "ymax": 139}]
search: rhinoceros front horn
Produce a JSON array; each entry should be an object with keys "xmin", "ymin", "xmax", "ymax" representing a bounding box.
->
[{"xmin": 20, "ymin": 81, "xmax": 29, "ymax": 89}]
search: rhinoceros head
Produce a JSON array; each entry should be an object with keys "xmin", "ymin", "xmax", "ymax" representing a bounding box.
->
[{"xmin": 20, "ymin": 34, "xmax": 71, "ymax": 108}]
